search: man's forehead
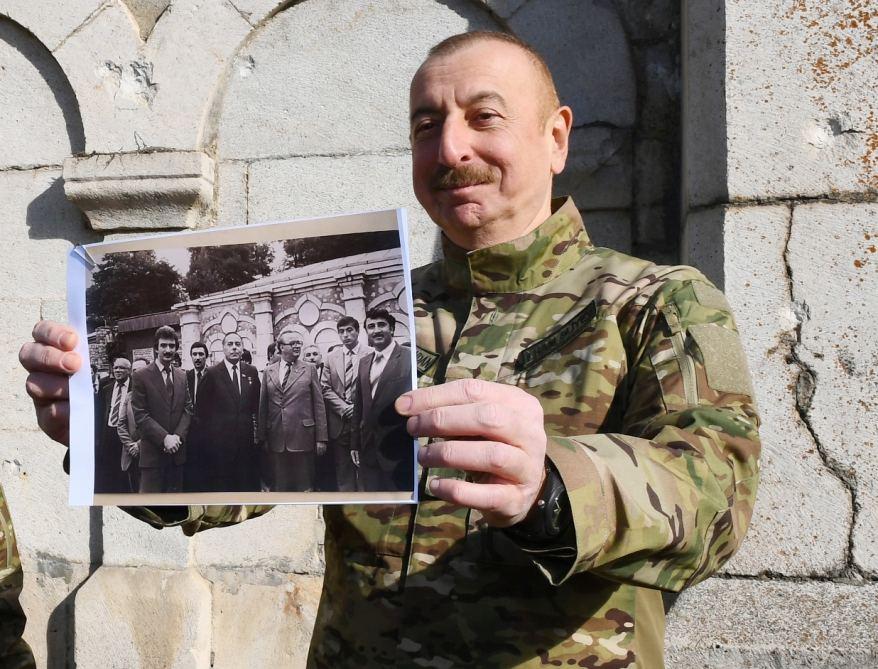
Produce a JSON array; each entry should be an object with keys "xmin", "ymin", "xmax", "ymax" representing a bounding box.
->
[{"xmin": 411, "ymin": 40, "xmax": 539, "ymax": 108}]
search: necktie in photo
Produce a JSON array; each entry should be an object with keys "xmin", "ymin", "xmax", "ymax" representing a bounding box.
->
[
  {"xmin": 232, "ymin": 364, "xmax": 240, "ymax": 399},
  {"xmin": 282, "ymin": 362, "xmax": 292, "ymax": 389},
  {"xmin": 344, "ymin": 352, "xmax": 354, "ymax": 401},
  {"xmin": 195, "ymin": 370, "xmax": 202, "ymax": 402},
  {"xmin": 164, "ymin": 367, "xmax": 174, "ymax": 402},
  {"xmin": 370, "ymin": 353, "xmax": 384, "ymax": 397},
  {"xmin": 108, "ymin": 382, "xmax": 122, "ymax": 427}
]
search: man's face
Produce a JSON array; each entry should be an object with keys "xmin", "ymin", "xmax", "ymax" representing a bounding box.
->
[
  {"xmin": 303, "ymin": 346, "xmax": 322, "ymax": 365},
  {"xmin": 338, "ymin": 324, "xmax": 359, "ymax": 349},
  {"xmin": 279, "ymin": 336, "xmax": 302, "ymax": 363},
  {"xmin": 409, "ymin": 40, "xmax": 570, "ymax": 249},
  {"xmin": 157, "ymin": 338, "xmax": 177, "ymax": 365},
  {"xmin": 191, "ymin": 347, "xmax": 207, "ymax": 371},
  {"xmin": 112, "ymin": 359, "xmax": 131, "ymax": 382},
  {"xmin": 365, "ymin": 318, "xmax": 393, "ymax": 351},
  {"xmin": 223, "ymin": 335, "xmax": 243, "ymax": 364}
]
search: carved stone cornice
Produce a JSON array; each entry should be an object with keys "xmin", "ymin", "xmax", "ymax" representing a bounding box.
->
[{"xmin": 63, "ymin": 150, "xmax": 214, "ymax": 231}]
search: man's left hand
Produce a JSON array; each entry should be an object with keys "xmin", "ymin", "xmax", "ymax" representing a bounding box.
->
[
  {"xmin": 396, "ymin": 379, "xmax": 547, "ymax": 528},
  {"xmin": 316, "ymin": 441, "xmax": 327, "ymax": 456}
]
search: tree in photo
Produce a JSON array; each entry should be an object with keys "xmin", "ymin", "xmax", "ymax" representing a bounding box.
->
[
  {"xmin": 283, "ymin": 231, "xmax": 399, "ymax": 269},
  {"xmin": 86, "ymin": 251, "xmax": 183, "ymax": 328},
  {"xmin": 184, "ymin": 244, "xmax": 275, "ymax": 299}
]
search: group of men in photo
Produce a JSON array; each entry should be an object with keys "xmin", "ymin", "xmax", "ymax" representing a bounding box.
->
[{"xmin": 93, "ymin": 307, "xmax": 413, "ymax": 495}]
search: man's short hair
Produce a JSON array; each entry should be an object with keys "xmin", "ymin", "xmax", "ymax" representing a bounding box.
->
[
  {"xmin": 365, "ymin": 308, "xmax": 396, "ymax": 332},
  {"xmin": 190, "ymin": 341, "xmax": 208, "ymax": 356},
  {"xmin": 222, "ymin": 331, "xmax": 242, "ymax": 345},
  {"xmin": 336, "ymin": 316, "xmax": 360, "ymax": 332},
  {"xmin": 112, "ymin": 357, "xmax": 131, "ymax": 368},
  {"xmin": 267, "ymin": 342, "xmax": 276, "ymax": 358},
  {"xmin": 153, "ymin": 325, "xmax": 178, "ymax": 350},
  {"xmin": 241, "ymin": 350, "xmax": 252, "ymax": 364},
  {"xmin": 424, "ymin": 31, "xmax": 560, "ymax": 125},
  {"xmin": 277, "ymin": 331, "xmax": 302, "ymax": 347}
]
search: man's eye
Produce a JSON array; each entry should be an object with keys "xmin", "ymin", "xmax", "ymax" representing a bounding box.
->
[{"xmin": 413, "ymin": 120, "xmax": 438, "ymax": 137}]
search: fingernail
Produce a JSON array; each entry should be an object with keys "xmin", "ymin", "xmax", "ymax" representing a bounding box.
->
[
  {"xmin": 417, "ymin": 445, "xmax": 428, "ymax": 462},
  {"xmin": 60, "ymin": 332, "xmax": 76, "ymax": 350},
  {"xmin": 395, "ymin": 394, "xmax": 412, "ymax": 414},
  {"xmin": 61, "ymin": 352, "xmax": 79, "ymax": 372},
  {"xmin": 427, "ymin": 476, "xmax": 439, "ymax": 492}
]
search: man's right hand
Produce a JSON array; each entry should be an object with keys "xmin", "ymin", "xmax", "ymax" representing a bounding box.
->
[
  {"xmin": 163, "ymin": 434, "xmax": 181, "ymax": 453},
  {"xmin": 19, "ymin": 321, "xmax": 81, "ymax": 446},
  {"xmin": 350, "ymin": 450, "xmax": 360, "ymax": 467}
]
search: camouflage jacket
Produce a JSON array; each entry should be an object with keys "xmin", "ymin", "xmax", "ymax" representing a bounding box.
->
[
  {"xmin": 0, "ymin": 486, "xmax": 36, "ymax": 668},
  {"xmin": 133, "ymin": 197, "xmax": 760, "ymax": 668}
]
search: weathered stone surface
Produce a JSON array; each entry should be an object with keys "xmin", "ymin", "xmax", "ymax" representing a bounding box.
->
[
  {"xmin": 636, "ymin": 139, "xmax": 675, "ymax": 207},
  {"xmin": 478, "ymin": 0, "xmax": 528, "ymax": 20},
  {"xmin": 63, "ymin": 151, "xmax": 214, "ymax": 230},
  {"xmin": 210, "ymin": 574, "xmax": 322, "ymax": 668},
  {"xmin": 225, "ymin": 0, "xmax": 285, "ymax": 26},
  {"xmin": 686, "ymin": 205, "xmax": 850, "ymax": 575},
  {"xmin": 581, "ymin": 209, "xmax": 632, "ymax": 254},
  {"xmin": 0, "ymin": 18, "xmax": 83, "ymax": 168},
  {"xmin": 666, "ymin": 579, "xmax": 878, "ymax": 667},
  {"xmin": 73, "ymin": 566, "xmax": 211, "ymax": 668},
  {"xmin": 215, "ymin": 161, "xmax": 248, "ymax": 229},
  {"xmin": 21, "ymin": 564, "xmax": 90, "ymax": 669},
  {"xmin": 682, "ymin": 0, "xmax": 726, "ymax": 207},
  {"xmin": 54, "ymin": 0, "xmax": 250, "ymax": 154},
  {"xmin": 247, "ymin": 154, "xmax": 441, "ymax": 268},
  {"xmin": 0, "ymin": 0, "xmax": 102, "ymax": 51},
  {"xmin": 193, "ymin": 505, "xmax": 323, "ymax": 575},
  {"xmin": 118, "ymin": 0, "xmax": 171, "ymax": 42},
  {"xmin": 511, "ymin": 0, "xmax": 636, "ymax": 128},
  {"xmin": 615, "ymin": 0, "xmax": 678, "ymax": 41},
  {"xmin": 689, "ymin": 0, "xmax": 878, "ymax": 205},
  {"xmin": 0, "ymin": 429, "xmax": 91, "ymax": 564},
  {"xmin": 0, "ymin": 170, "xmax": 87, "ymax": 301},
  {"xmin": 555, "ymin": 127, "xmax": 632, "ymax": 210},
  {"xmin": 101, "ymin": 506, "xmax": 190, "ymax": 570},
  {"xmin": 787, "ymin": 203, "xmax": 878, "ymax": 574},
  {"xmin": 215, "ymin": 0, "xmax": 499, "ymax": 160}
]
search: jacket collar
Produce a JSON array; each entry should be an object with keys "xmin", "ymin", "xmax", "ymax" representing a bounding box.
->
[{"xmin": 440, "ymin": 197, "xmax": 592, "ymax": 295}]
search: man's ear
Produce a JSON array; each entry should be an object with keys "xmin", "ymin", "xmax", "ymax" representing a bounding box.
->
[{"xmin": 549, "ymin": 106, "xmax": 573, "ymax": 176}]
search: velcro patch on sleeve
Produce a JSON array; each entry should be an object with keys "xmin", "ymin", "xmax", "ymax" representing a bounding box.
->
[
  {"xmin": 688, "ymin": 323, "xmax": 754, "ymax": 397},
  {"xmin": 692, "ymin": 281, "xmax": 732, "ymax": 313}
]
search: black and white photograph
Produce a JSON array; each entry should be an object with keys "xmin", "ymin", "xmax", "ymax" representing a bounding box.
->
[{"xmin": 67, "ymin": 210, "xmax": 418, "ymax": 505}]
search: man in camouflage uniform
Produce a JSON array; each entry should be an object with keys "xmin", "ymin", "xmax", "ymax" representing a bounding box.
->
[
  {"xmin": 0, "ymin": 487, "xmax": 35, "ymax": 668},
  {"xmin": 21, "ymin": 31, "xmax": 759, "ymax": 668}
]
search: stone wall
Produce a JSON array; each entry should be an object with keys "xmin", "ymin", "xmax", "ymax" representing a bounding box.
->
[
  {"xmin": 0, "ymin": 0, "xmax": 873, "ymax": 666},
  {"xmin": 675, "ymin": 0, "xmax": 878, "ymax": 666}
]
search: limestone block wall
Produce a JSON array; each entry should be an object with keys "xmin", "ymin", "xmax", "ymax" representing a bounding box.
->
[
  {"xmin": 676, "ymin": 0, "xmax": 878, "ymax": 666},
  {"xmin": 3, "ymin": 0, "xmax": 871, "ymax": 667}
]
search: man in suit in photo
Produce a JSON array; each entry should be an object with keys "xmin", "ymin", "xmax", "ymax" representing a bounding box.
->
[
  {"xmin": 258, "ymin": 332, "xmax": 328, "ymax": 492},
  {"xmin": 184, "ymin": 341, "xmax": 209, "ymax": 491},
  {"xmin": 196, "ymin": 332, "xmax": 260, "ymax": 492},
  {"xmin": 95, "ymin": 356, "xmax": 132, "ymax": 493},
  {"xmin": 116, "ymin": 357, "xmax": 149, "ymax": 492},
  {"xmin": 321, "ymin": 317, "xmax": 372, "ymax": 492},
  {"xmin": 352, "ymin": 308, "xmax": 414, "ymax": 492},
  {"xmin": 131, "ymin": 326, "xmax": 191, "ymax": 493}
]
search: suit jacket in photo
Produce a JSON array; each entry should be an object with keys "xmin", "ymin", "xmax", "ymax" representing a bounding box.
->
[
  {"xmin": 196, "ymin": 361, "xmax": 260, "ymax": 468},
  {"xmin": 351, "ymin": 344, "xmax": 413, "ymax": 477},
  {"xmin": 258, "ymin": 359, "xmax": 328, "ymax": 452},
  {"xmin": 131, "ymin": 363, "xmax": 192, "ymax": 468},
  {"xmin": 322, "ymin": 344, "xmax": 372, "ymax": 440},
  {"xmin": 116, "ymin": 391, "xmax": 139, "ymax": 472}
]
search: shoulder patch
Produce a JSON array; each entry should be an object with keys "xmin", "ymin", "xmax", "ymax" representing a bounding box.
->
[
  {"xmin": 514, "ymin": 301, "xmax": 598, "ymax": 373},
  {"xmin": 688, "ymin": 323, "xmax": 754, "ymax": 396},
  {"xmin": 416, "ymin": 346, "xmax": 439, "ymax": 377},
  {"xmin": 692, "ymin": 282, "xmax": 732, "ymax": 313}
]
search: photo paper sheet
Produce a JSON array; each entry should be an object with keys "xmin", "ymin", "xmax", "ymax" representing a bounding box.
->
[{"xmin": 67, "ymin": 209, "xmax": 418, "ymax": 506}]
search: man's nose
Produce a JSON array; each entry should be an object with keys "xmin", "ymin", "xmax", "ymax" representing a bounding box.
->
[{"xmin": 437, "ymin": 117, "xmax": 471, "ymax": 167}]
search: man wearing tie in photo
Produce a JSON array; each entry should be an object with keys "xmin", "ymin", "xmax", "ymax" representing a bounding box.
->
[
  {"xmin": 196, "ymin": 332, "xmax": 260, "ymax": 492},
  {"xmin": 131, "ymin": 326, "xmax": 191, "ymax": 493},
  {"xmin": 96, "ymin": 357, "xmax": 132, "ymax": 493},
  {"xmin": 184, "ymin": 341, "xmax": 209, "ymax": 491},
  {"xmin": 352, "ymin": 308, "xmax": 413, "ymax": 492},
  {"xmin": 258, "ymin": 332, "xmax": 328, "ymax": 491}
]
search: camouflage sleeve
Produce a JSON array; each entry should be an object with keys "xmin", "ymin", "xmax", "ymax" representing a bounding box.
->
[
  {"xmin": 0, "ymin": 486, "xmax": 36, "ymax": 669},
  {"xmin": 532, "ymin": 276, "xmax": 760, "ymax": 592},
  {"xmin": 123, "ymin": 505, "xmax": 275, "ymax": 536}
]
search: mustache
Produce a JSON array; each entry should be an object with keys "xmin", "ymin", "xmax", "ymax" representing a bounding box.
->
[{"xmin": 430, "ymin": 165, "xmax": 497, "ymax": 190}]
